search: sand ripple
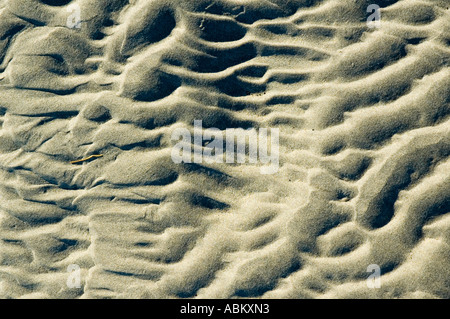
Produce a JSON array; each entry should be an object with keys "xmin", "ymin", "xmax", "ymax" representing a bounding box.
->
[{"xmin": 0, "ymin": 0, "xmax": 449, "ymax": 298}]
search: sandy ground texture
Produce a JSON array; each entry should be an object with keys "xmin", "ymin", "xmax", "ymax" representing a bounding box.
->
[{"xmin": 0, "ymin": 0, "xmax": 449, "ymax": 299}]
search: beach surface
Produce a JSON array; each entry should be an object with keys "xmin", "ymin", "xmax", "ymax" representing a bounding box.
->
[{"xmin": 0, "ymin": 0, "xmax": 449, "ymax": 299}]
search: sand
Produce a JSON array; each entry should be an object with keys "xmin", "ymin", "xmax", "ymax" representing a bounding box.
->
[{"xmin": 0, "ymin": 0, "xmax": 449, "ymax": 299}]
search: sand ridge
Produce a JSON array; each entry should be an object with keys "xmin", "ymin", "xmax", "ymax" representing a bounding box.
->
[{"xmin": 0, "ymin": 0, "xmax": 449, "ymax": 299}]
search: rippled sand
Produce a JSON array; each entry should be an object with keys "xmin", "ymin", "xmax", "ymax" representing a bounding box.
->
[{"xmin": 0, "ymin": 0, "xmax": 449, "ymax": 299}]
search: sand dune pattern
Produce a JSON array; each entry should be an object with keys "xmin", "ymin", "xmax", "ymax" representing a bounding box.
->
[{"xmin": 0, "ymin": 0, "xmax": 449, "ymax": 298}]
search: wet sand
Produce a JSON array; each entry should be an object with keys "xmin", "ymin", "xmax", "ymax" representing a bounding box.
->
[{"xmin": 0, "ymin": 0, "xmax": 449, "ymax": 299}]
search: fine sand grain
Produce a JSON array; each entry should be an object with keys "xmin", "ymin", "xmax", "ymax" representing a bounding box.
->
[{"xmin": 0, "ymin": 0, "xmax": 449, "ymax": 299}]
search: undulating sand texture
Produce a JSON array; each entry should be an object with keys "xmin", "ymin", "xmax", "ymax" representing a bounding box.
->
[{"xmin": 0, "ymin": 0, "xmax": 449, "ymax": 299}]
